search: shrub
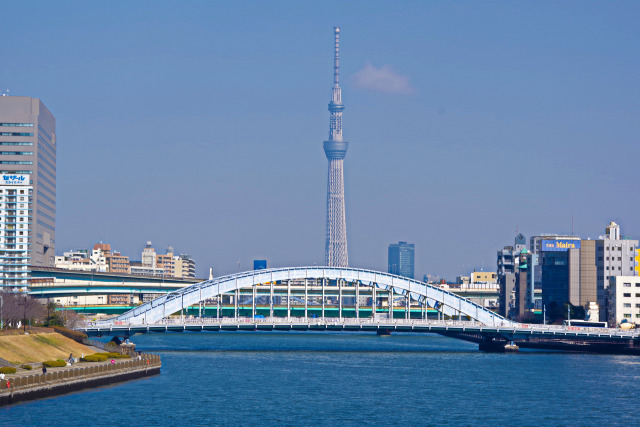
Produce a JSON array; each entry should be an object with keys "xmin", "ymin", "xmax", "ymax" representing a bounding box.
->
[
  {"xmin": 51, "ymin": 326, "xmax": 87, "ymax": 344},
  {"xmin": 95, "ymin": 352, "xmax": 130, "ymax": 359},
  {"xmin": 80, "ymin": 354, "xmax": 107, "ymax": 363},
  {"xmin": 0, "ymin": 367, "xmax": 16, "ymax": 374},
  {"xmin": 43, "ymin": 360, "xmax": 67, "ymax": 368},
  {"xmin": 44, "ymin": 315, "xmax": 64, "ymax": 327},
  {"xmin": 20, "ymin": 365, "xmax": 33, "ymax": 370}
]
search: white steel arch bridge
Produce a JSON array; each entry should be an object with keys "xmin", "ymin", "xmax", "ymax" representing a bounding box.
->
[{"xmin": 99, "ymin": 267, "xmax": 513, "ymax": 327}]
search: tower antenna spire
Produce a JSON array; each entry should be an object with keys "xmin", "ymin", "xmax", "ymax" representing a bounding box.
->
[{"xmin": 334, "ymin": 27, "xmax": 340, "ymax": 86}]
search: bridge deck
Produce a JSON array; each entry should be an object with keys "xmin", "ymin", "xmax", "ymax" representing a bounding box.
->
[{"xmin": 82, "ymin": 318, "xmax": 639, "ymax": 343}]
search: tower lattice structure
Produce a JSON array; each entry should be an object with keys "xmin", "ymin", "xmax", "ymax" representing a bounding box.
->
[{"xmin": 323, "ymin": 27, "xmax": 349, "ymax": 267}]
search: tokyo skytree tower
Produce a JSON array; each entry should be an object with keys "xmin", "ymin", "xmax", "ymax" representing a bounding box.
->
[{"xmin": 323, "ymin": 27, "xmax": 349, "ymax": 267}]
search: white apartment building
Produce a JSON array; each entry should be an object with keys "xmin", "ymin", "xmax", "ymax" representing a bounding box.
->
[
  {"xmin": 608, "ymin": 276, "xmax": 640, "ymax": 326},
  {"xmin": 0, "ymin": 174, "xmax": 32, "ymax": 289}
]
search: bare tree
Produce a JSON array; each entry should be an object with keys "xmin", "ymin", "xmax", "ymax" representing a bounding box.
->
[
  {"xmin": 0, "ymin": 292, "xmax": 46, "ymax": 329},
  {"xmin": 59, "ymin": 309, "xmax": 85, "ymax": 329}
]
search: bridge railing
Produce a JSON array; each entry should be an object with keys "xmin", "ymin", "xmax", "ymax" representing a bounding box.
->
[{"xmin": 84, "ymin": 316, "xmax": 640, "ymax": 337}]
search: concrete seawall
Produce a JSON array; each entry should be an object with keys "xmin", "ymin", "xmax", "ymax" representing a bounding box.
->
[{"xmin": 0, "ymin": 355, "xmax": 161, "ymax": 406}]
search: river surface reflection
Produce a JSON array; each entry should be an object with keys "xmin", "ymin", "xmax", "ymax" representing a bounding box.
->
[{"xmin": 3, "ymin": 331, "xmax": 639, "ymax": 426}]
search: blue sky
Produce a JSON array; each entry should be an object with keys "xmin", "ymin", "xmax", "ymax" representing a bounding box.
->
[{"xmin": 2, "ymin": 1, "xmax": 639, "ymax": 279}]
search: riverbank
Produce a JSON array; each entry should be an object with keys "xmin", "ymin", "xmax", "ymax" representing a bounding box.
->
[
  {"xmin": 0, "ymin": 354, "xmax": 161, "ymax": 406},
  {"xmin": 0, "ymin": 332, "xmax": 97, "ymax": 365}
]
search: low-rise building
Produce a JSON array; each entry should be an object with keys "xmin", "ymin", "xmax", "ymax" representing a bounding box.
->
[{"xmin": 608, "ymin": 276, "xmax": 640, "ymax": 326}]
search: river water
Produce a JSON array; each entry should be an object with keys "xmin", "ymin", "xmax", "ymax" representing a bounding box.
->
[{"xmin": 2, "ymin": 331, "xmax": 639, "ymax": 426}]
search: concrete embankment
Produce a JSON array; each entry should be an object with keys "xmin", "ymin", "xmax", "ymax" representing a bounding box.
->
[{"xmin": 0, "ymin": 355, "xmax": 161, "ymax": 406}]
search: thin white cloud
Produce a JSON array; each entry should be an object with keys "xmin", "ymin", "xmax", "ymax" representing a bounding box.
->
[{"xmin": 353, "ymin": 62, "xmax": 413, "ymax": 95}]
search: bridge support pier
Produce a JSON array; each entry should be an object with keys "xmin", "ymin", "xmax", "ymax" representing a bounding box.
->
[
  {"xmin": 322, "ymin": 279, "xmax": 325, "ymax": 319},
  {"xmin": 339, "ymin": 279, "xmax": 343, "ymax": 320},
  {"xmin": 372, "ymin": 285, "xmax": 376, "ymax": 320},
  {"xmin": 355, "ymin": 281, "xmax": 359, "ymax": 319}
]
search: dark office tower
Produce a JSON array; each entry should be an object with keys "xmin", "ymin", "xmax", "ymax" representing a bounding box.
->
[
  {"xmin": 388, "ymin": 242, "xmax": 415, "ymax": 279},
  {"xmin": 0, "ymin": 96, "xmax": 56, "ymax": 268}
]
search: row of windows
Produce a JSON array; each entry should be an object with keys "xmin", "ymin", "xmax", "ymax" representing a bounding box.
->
[
  {"xmin": 622, "ymin": 293, "xmax": 640, "ymax": 298},
  {"xmin": 38, "ymin": 135, "xmax": 56, "ymax": 156},
  {"xmin": 36, "ymin": 219, "xmax": 54, "ymax": 231},
  {"xmin": 38, "ymin": 126, "xmax": 52, "ymax": 143},
  {"xmin": 38, "ymin": 142, "xmax": 55, "ymax": 162},
  {"xmin": 0, "ymin": 123, "xmax": 33, "ymax": 127},
  {"xmin": 0, "ymin": 142, "xmax": 33, "ymax": 146},
  {"xmin": 0, "ymin": 170, "xmax": 32, "ymax": 174},
  {"xmin": 0, "ymin": 152, "xmax": 33, "ymax": 156},
  {"xmin": 37, "ymin": 152, "xmax": 55, "ymax": 171},
  {"xmin": 622, "ymin": 283, "xmax": 640, "ymax": 287},
  {"xmin": 38, "ymin": 161, "xmax": 55, "ymax": 180},
  {"xmin": 0, "ymin": 161, "xmax": 33, "ymax": 165},
  {"xmin": 37, "ymin": 199, "xmax": 55, "ymax": 214},
  {"xmin": 36, "ymin": 209, "xmax": 55, "ymax": 222},
  {"xmin": 0, "ymin": 132, "xmax": 33, "ymax": 137},
  {"xmin": 37, "ymin": 171, "xmax": 55, "ymax": 188},
  {"xmin": 39, "ymin": 181, "xmax": 55, "ymax": 197},
  {"xmin": 598, "ymin": 246, "xmax": 634, "ymax": 252},
  {"xmin": 622, "ymin": 303, "xmax": 640, "ymax": 308},
  {"xmin": 36, "ymin": 190, "xmax": 55, "ymax": 206}
]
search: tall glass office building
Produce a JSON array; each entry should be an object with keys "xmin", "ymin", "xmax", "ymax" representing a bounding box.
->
[
  {"xmin": 0, "ymin": 96, "xmax": 56, "ymax": 275},
  {"xmin": 388, "ymin": 241, "xmax": 415, "ymax": 279}
]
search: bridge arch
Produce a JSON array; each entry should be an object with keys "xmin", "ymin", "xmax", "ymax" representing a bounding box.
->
[{"xmin": 104, "ymin": 267, "xmax": 513, "ymax": 327}]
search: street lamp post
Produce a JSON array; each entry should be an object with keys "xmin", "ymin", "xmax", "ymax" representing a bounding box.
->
[
  {"xmin": 22, "ymin": 294, "xmax": 27, "ymax": 333},
  {"xmin": 0, "ymin": 295, "xmax": 3, "ymax": 330},
  {"xmin": 543, "ymin": 304, "xmax": 546, "ymax": 326}
]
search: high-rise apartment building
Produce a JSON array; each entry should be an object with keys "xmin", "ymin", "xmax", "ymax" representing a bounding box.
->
[
  {"xmin": 388, "ymin": 241, "xmax": 415, "ymax": 279},
  {"xmin": 175, "ymin": 254, "xmax": 196, "ymax": 279},
  {"xmin": 595, "ymin": 222, "xmax": 638, "ymax": 321},
  {"xmin": 0, "ymin": 96, "xmax": 56, "ymax": 268},
  {"xmin": 0, "ymin": 174, "xmax": 32, "ymax": 289}
]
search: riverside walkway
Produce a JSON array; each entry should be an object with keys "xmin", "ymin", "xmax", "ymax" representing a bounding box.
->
[{"xmin": 0, "ymin": 354, "xmax": 161, "ymax": 406}]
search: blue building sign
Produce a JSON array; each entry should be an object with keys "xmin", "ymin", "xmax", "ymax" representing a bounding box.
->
[{"xmin": 541, "ymin": 240, "xmax": 581, "ymax": 252}]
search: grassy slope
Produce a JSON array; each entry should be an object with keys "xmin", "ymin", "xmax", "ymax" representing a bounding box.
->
[{"xmin": 0, "ymin": 333, "xmax": 97, "ymax": 364}]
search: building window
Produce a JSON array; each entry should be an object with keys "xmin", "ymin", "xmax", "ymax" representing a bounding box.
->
[
  {"xmin": 624, "ymin": 303, "xmax": 631, "ymax": 308},
  {"xmin": 0, "ymin": 132, "xmax": 34, "ymax": 136},
  {"xmin": 624, "ymin": 283, "xmax": 631, "ymax": 287},
  {"xmin": 624, "ymin": 314, "xmax": 632, "ymax": 318},
  {"xmin": 623, "ymin": 293, "xmax": 631, "ymax": 297}
]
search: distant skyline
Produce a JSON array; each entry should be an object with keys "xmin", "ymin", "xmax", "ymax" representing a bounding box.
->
[{"xmin": 1, "ymin": 1, "xmax": 639, "ymax": 279}]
